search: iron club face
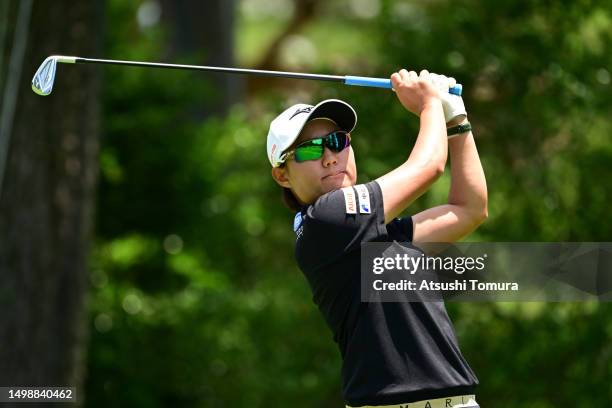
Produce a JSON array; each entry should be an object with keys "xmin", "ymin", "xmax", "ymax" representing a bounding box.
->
[
  {"xmin": 31, "ymin": 56, "xmax": 76, "ymax": 96},
  {"xmin": 31, "ymin": 56, "xmax": 57, "ymax": 96}
]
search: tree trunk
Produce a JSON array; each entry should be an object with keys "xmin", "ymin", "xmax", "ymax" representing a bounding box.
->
[
  {"xmin": 0, "ymin": 0, "xmax": 102, "ymax": 402},
  {"xmin": 160, "ymin": 0, "xmax": 239, "ymax": 116}
]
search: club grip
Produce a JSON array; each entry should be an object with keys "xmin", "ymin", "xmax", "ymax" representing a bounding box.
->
[{"xmin": 344, "ymin": 75, "xmax": 463, "ymax": 96}]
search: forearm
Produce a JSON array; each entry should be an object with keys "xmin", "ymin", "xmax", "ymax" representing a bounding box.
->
[
  {"xmin": 405, "ymin": 100, "xmax": 447, "ymax": 174},
  {"xmin": 379, "ymin": 70, "xmax": 450, "ymax": 223},
  {"xmin": 447, "ymin": 125, "xmax": 488, "ymax": 218},
  {"xmin": 377, "ymin": 100, "xmax": 447, "ymax": 223}
]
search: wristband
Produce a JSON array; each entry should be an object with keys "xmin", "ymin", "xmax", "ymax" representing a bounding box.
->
[{"xmin": 447, "ymin": 121, "xmax": 471, "ymax": 138}]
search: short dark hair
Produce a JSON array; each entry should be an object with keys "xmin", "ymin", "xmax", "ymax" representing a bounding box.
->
[{"xmin": 282, "ymin": 187, "xmax": 302, "ymax": 212}]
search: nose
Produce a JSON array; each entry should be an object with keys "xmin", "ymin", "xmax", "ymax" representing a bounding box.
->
[{"xmin": 322, "ymin": 147, "xmax": 338, "ymax": 167}]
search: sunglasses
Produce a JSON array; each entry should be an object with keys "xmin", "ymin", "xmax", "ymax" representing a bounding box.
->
[{"xmin": 281, "ymin": 130, "xmax": 351, "ymax": 164}]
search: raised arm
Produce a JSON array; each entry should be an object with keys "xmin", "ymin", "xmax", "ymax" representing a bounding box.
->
[
  {"xmin": 412, "ymin": 116, "xmax": 488, "ymax": 245},
  {"xmin": 376, "ymin": 70, "xmax": 448, "ymax": 224}
]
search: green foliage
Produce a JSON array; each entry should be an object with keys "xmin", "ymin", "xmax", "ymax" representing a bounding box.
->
[
  {"xmin": 85, "ymin": 1, "xmax": 612, "ymax": 407},
  {"xmin": 374, "ymin": 0, "xmax": 612, "ymax": 241},
  {"xmin": 373, "ymin": 1, "xmax": 612, "ymax": 406}
]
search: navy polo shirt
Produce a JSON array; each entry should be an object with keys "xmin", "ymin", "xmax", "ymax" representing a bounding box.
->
[{"xmin": 293, "ymin": 180, "xmax": 478, "ymax": 406}]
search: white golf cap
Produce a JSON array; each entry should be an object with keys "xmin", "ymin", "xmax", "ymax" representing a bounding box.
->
[{"xmin": 266, "ymin": 99, "xmax": 357, "ymax": 167}]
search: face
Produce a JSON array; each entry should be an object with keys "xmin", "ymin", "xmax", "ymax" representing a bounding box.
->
[{"xmin": 271, "ymin": 118, "xmax": 357, "ymax": 205}]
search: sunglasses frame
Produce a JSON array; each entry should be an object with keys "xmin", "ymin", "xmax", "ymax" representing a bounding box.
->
[{"xmin": 280, "ymin": 130, "xmax": 351, "ymax": 165}]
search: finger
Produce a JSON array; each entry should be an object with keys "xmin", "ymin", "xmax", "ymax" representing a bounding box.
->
[
  {"xmin": 448, "ymin": 77, "xmax": 457, "ymax": 87},
  {"xmin": 408, "ymin": 70, "xmax": 418, "ymax": 80},
  {"xmin": 429, "ymin": 73, "xmax": 442, "ymax": 87},
  {"xmin": 390, "ymin": 72, "xmax": 402, "ymax": 89},
  {"xmin": 436, "ymin": 74, "xmax": 448, "ymax": 89},
  {"xmin": 399, "ymin": 69, "xmax": 409, "ymax": 81},
  {"xmin": 419, "ymin": 69, "xmax": 430, "ymax": 79},
  {"xmin": 432, "ymin": 74, "xmax": 451, "ymax": 91}
]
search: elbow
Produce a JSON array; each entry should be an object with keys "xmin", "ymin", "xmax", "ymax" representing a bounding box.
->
[
  {"xmin": 403, "ymin": 157, "xmax": 446, "ymax": 186},
  {"xmin": 480, "ymin": 193, "xmax": 489, "ymax": 221},
  {"xmin": 461, "ymin": 197, "xmax": 488, "ymax": 226},
  {"xmin": 471, "ymin": 187, "xmax": 488, "ymax": 224},
  {"xmin": 473, "ymin": 201, "xmax": 489, "ymax": 224},
  {"xmin": 419, "ymin": 163, "xmax": 445, "ymax": 187},
  {"xmin": 477, "ymin": 206, "xmax": 488, "ymax": 224},
  {"xmin": 434, "ymin": 150, "xmax": 448, "ymax": 178},
  {"xmin": 462, "ymin": 207, "xmax": 487, "ymax": 234},
  {"xmin": 407, "ymin": 144, "xmax": 447, "ymax": 183},
  {"xmin": 429, "ymin": 161, "xmax": 446, "ymax": 183},
  {"xmin": 434, "ymin": 162, "xmax": 446, "ymax": 178},
  {"xmin": 428, "ymin": 155, "xmax": 447, "ymax": 181}
]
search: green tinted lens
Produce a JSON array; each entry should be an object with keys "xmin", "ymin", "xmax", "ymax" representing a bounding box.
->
[
  {"xmin": 291, "ymin": 132, "xmax": 349, "ymax": 163},
  {"xmin": 327, "ymin": 132, "xmax": 345, "ymax": 151},
  {"xmin": 294, "ymin": 141, "xmax": 324, "ymax": 162}
]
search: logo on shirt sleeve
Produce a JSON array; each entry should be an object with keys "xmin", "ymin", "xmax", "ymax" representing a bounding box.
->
[
  {"xmin": 354, "ymin": 184, "xmax": 371, "ymax": 214},
  {"xmin": 293, "ymin": 211, "xmax": 303, "ymax": 232},
  {"xmin": 293, "ymin": 211, "xmax": 304, "ymax": 239},
  {"xmin": 341, "ymin": 187, "xmax": 357, "ymax": 214}
]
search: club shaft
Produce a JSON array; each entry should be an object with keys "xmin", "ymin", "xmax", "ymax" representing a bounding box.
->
[
  {"xmin": 44, "ymin": 55, "xmax": 463, "ymax": 95},
  {"xmin": 75, "ymin": 57, "xmax": 346, "ymax": 83}
]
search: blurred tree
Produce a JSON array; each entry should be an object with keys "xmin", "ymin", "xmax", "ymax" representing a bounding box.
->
[
  {"xmin": 247, "ymin": 0, "xmax": 322, "ymax": 95},
  {"xmin": 0, "ymin": 0, "xmax": 103, "ymax": 397},
  {"xmin": 83, "ymin": 0, "xmax": 612, "ymax": 407},
  {"xmin": 159, "ymin": 0, "xmax": 239, "ymax": 115}
]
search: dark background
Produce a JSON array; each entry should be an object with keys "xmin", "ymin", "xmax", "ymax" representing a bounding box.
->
[{"xmin": 0, "ymin": 0, "xmax": 611, "ymax": 406}]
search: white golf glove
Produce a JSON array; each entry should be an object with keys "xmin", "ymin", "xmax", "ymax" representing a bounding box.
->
[{"xmin": 430, "ymin": 73, "xmax": 467, "ymax": 123}]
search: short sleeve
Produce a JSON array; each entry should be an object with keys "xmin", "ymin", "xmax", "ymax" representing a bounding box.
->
[
  {"xmin": 386, "ymin": 216, "xmax": 414, "ymax": 242},
  {"xmin": 296, "ymin": 181, "xmax": 387, "ymax": 270}
]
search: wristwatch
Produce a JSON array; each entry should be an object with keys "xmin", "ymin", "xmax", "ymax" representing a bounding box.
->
[{"xmin": 447, "ymin": 121, "xmax": 472, "ymax": 137}]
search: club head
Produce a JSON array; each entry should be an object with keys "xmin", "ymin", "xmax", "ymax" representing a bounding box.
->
[{"xmin": 31, "ymin": 56, "xmax": 58, "ymax": 96}]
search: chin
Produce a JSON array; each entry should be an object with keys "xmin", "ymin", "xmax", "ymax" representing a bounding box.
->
[{"xmin": 322, "ymin": 174, "xmax": 350, "ymax": 192}]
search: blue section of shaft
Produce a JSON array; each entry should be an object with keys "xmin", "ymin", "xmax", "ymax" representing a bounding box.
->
[
  {"xmin": 344, "ymin": 75, "xmax": 463, "ymax": 96},
  {"xmin": 344, "ymin": 76, "xmax": 392, "ymax": 89}
]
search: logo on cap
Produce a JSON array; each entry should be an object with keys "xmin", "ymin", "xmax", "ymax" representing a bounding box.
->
[{"xmin": 289, "ymin": 106, "xmax": 314, "ymax": 120}]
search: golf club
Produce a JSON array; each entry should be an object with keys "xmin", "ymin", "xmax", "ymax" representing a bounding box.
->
[{"xmin": 31, "ymin": 55, "xmax": 463, "ymax": 96}]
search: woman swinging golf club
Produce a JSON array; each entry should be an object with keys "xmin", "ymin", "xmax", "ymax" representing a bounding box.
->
[{"xmin": 268, "ymin": 69, "xmax": 487, "ymax": 408}]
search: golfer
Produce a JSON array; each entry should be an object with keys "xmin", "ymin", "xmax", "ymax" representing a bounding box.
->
[{"xmin": 267, "ymin": 69, "xmax": 487, "ymax": 408}]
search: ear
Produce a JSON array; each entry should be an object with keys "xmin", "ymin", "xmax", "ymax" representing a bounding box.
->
[{"xmin": 271, "ymin": 166, "xmax": 292, "ymax": 188}]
